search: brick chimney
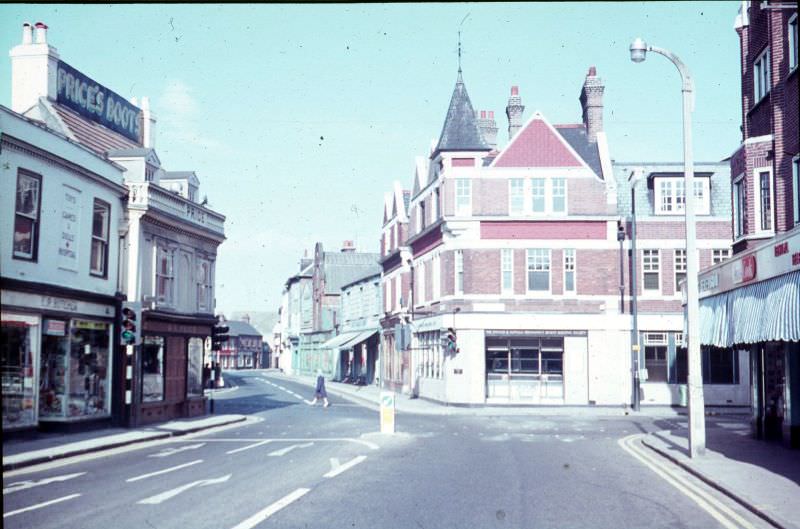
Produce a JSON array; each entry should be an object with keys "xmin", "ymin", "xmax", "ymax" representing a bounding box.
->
[
  {"xmin": 476, "ymin": 110, "xmax": 498, "ymax": 149},
  {"xmin": 341, "ymin": 240, "xmax": 356, "ymax": 253},
  {"xmin": 505, "ymin": 86, "xmax": 525, "ymax": 140},
  {"xmin": 10, "ymin": 21, "xmax": 60, "ymax": 114},
  {"xmin": 579, "ymin": 66, "xmax": 604, "ymax": 143}
]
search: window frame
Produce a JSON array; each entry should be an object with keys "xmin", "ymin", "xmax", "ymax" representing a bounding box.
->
[
  {"xmin": 788, "ymin": 13, "xmax": 798, "ymax": 72},
  {"xmin": 509, "ymin": 178, "xmax": 525, "ymax": 215},
  {"xmin": 712, "ymin": 248, "xmax": 731, "ymax": 265},
  {"xmin": 196, "ymin": 259, "xmax": 213, "ymax": 312},
  {"xmin": 642, "ymin": 249, "xmax": 661, "ymax": 292},
  {"xmin": 141, "ymin": 335, "xmax": 166, "ymax": 402},
  {"xmin": 793, "ymin": 156, "xmax": 800, "ymax": 226},
  {"xmin": 454, "ymin": 250, "xmax": 464, "ymax": 296},
  {"xmin": 733, "ymin": 174, "xmax": 746, "ymax": 239},
  {"xmin": 753, "ymin": 167, "xmax": 775, "ymax": 234},
  {"xmin": 551, "ymin": 178, "xmax": 567, "ymax": 214},
  {"xmin": 155, "ymin": 243, "xmax": 175, "ymax": 304},
  {"xmin": 455, "ymin": 178, "xmax": 472, "ymax": 216},
  {"xmin": 526, "ymin": 248, "xmax": 551, "ymax": 293},
  {"xmin": 643, "ymin": 332, "xmax": 668, "ymax": 383},
  {"xmin": 501, "ymin": 248, "xmax": 514, "ymax": 295},
  {"xmin": 12, "ymin": 169, "xmax": 43, "ymax": 262},
  {"xmin": 89, "ymin": 198, "xmax": 111, "ymax": 278},
  {"xmin": 653, "ymin": 176, "xmax": 710, "ymax": 215},
  {"xmin": 530, "ymin": 178, "xmax": 546, "ymax": 214},
  {"xmin": 674, "ymin": 249, "xmax": 687, "ymax": 292},
  {"xmin": 753, "ymin": 46, "xmax": 771, "ymax": 103},
  {"xmin": 563, "ymin": 248, "xmax": 576, "ymax": 294}
]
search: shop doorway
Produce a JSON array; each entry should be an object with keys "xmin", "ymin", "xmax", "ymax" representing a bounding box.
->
[{"xmin": 485, "ymin": 336, "xmax": 564, "ymax": 403}]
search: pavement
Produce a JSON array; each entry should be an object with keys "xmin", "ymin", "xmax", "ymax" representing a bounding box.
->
[{"xmin": 4, "ymin": 369, "xmax": 798, "ymax": 529}]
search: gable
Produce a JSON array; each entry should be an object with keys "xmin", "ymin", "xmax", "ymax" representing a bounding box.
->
[{"xmin": 492, "ymin": 113, "xmax": 586, "ymax": 169}]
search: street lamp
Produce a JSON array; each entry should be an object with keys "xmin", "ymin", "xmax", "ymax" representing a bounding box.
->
[
  {"xmin": 629, "ymin": 39, "xmax": 706, "ymax": 457},
  {"xmin": 628, "ymin": 168, "xmax": 645, "ymax": 413}
]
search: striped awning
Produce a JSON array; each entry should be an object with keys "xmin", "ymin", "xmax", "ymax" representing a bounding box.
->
[{"xmin": 698, "ymin": 270, "xmax": 800, "ymax": 347}]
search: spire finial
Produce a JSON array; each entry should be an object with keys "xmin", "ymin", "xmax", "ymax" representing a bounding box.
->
[{"xmin": 458, "ymin": 13, "xmax": 470, "ymax": 75}]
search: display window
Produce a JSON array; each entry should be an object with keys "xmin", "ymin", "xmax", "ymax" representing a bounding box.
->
[
  {"xmin": 142, "ymin": 336, "xmax": 165, "ymax": 402},
  {"xmin": 1, "ymin": 313, "xmax": 40, "ymax": 429},
  {"xmin": 66, "ymin": 319, "xmax": 111, "ymax": 418},
  {"xmin": 39, "ymin": 319, "xmax": 70, "ymax": 418},
  {"xmin": 187, "ymin": 337, "xmax": 203, "ymax": 397}
]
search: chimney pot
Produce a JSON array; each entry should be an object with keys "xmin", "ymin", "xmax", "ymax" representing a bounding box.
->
[
  {"xmin": 588, "ymin": 66, "xmax": 596, "ymax": 76},
  {"xmin": 488, "ymin": 110, "xmax": 494, "ymax": 119},
  {"xmin": 34, "ymin": 22, "xmax": 48, "ymax": 44},
  {"xmin": 511, "ymin": 85, "xmax": 519, "ymax": 96},
  {"xmin": 22, "ymin": 22, "xmax": 33, "ymax": 45},
  {"xmin": 480, "ymin": 110, "xmax": 486, "ymax": 119}
]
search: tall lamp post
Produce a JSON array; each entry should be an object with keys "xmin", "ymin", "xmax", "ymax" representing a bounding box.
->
[
  {"xmin": 628, "ymin": 168, "xmax": 645, "ymax": 412},
  {"xmin": 630, "ymin": 38, "xmax": 705, "ymax": 457}
]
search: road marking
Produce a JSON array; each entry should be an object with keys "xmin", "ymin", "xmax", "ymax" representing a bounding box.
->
[
  {"xmin": 277, "ymin": 385, "xmax": 286, "ymax": 391},
  {"xmin": 230, "ymin": 488, "xmax": 310, "ymax": 529},
  {"xmin": 226, "ymin": 440, "xmax": 272, "ymax": 454},
  {"xmin": 3, "ymin": 493, "xmax": 81, "ymax": 518},
  {"xmin": 3, "ymin": 472, "xmax": 86, "ymax": 495},
  {"xmin": 268, "ymin": 442, "xmax": 314, "ymax": 457},
  {"xmin": 138, "ymin": 474, "xmax": 231, "ymax": 505},
  {"xmin": 618, "ymin": 435, "xmax": 753, "ymax": 529},
  {"xmin": 291, "ymin": 393, "xmax": 304, "ymax": 399},
  {"xmin": 329, "ymin": 458, "xmax": 341, "ymax": 472},
  {"xmin": 323, "ymin": 455, "xmax": 366, "ymax": 478},
  {"xmin": 125, "ymin": 459, "xmax": 203, "ymax": 482},
  {"xmin": 178, "ymin": 437, "xmax": 380, "ymax": 450},
  {"xmin": 149, "ymin": 443, "xmax": 206, "ymax": 458}
]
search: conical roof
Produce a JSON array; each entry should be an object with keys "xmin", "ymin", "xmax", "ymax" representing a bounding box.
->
[{"xmin": 433, "ymin": 71, "xmax": 490, "ymax": 156}]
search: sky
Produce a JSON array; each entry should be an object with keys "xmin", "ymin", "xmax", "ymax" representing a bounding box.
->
[{"xmin": 0, "ymin": 2, "xmax": 743, "ymax": 316}]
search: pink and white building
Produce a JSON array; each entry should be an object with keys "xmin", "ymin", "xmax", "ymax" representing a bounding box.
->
[{"xmin": 380, "ymin": 66, "xmax": 746, "ymax": 407}]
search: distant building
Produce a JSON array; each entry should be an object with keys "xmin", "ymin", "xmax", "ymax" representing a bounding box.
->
[{"xmin": 218, "ymin": 320, "xmax": 263, "ymax": 370}]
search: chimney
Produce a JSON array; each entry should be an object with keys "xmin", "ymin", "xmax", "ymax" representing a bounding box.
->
[
  {"xmin": 22, "ymin": 22, "xmax": 33, "ymax": 44},
  {"xmin": 243, "ymin": 314, "xmax": 251, "ymax": 324},
  {"xmin": 341, "ymin": 240, "xmax": 356, "ymax": 253},
  {"xmin": 140, "ymin": 96, "xmax": 157, "ymax": 148},
  {"xmin": 579, "ymin": 66, "xmax": 604, "ymax": 142},
  {"xmin": 505, "ymin": 86, "xmax": 525, "ymax": 140},
  {"xmin": 34, "ymin": 22, "xmax": 48, "ymax": 44},
  {"xmin": 476, "ymin": 109, "xmax": 498, "ymax": 149},
  {"xmin": 10, "ymin": 21, "xmax": 60, "ymax": 114}
]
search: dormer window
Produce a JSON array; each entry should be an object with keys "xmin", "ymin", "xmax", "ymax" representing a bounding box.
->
[{"xmin": 653, "ymin": 174, "xmax": 710, "ymax": 215}]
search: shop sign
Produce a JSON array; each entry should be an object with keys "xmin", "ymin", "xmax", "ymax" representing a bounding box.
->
[
  {"xmin": 485, "ymin": 329, "xmax": 588, "ymax": 337},
  {"xmin": 56, "ymin": 60, "xmax": 143, "ymax": 143},
  {"xmin": 699, "ymin": 273, "xmax": 719, "ymax": 293},
  {"xmin": 73, "ymin": 320, "xmax": 110, "ymax": 330},
  {"xmin": 733, "ymin": 255, "xmax": 757, "ymax": 284},
  {"xmin": 44, "ymin": 319, "xmax": 66, "ymax": 336},
  {"xmin": 58, "ymin": 185, "xmax": 81, "ymax": 271}
]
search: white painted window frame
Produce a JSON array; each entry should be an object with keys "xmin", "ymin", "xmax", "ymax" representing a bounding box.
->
[
  {"xmin": 654, "ymin": 176, "xmax": 710, "ymax": 215},
  {"xmin": 789, "ymin": 14, "xmax": 798, "ymax": 72},
  {"xmin": 563, "ymin": 248, "xmax": 576, "ymax": 294},
  {"xmin": 455, "ymin": 179, "xmax": 472, "ymax": 216},
  {"xmin": 455, "ymin": 250, "xmax": 464, "ymax": 296},
  {"xmin": 526, "ymin": 248, "xmax": 551, "ymax": 293},
  {"xmin": 674, "ymin": 249, "xmax": 687, "ymax": 292},
  {"xmin": 733, "ymin": 173, "xmax": 746, "ymax": 239},
  {"xmin": 509, "ymin": 178, "xmax": 525, "ymax": 215},
  {"xmin": 642, "ymin": 249, "xmax": 661, "ymax": 293},
  {"xmin": 712, "ymin": 248, "xmax": 731, "ymax": 265},
  {"xmin": 501, "ymin": 248, "xmax": 514, "ymax": 294},
  {"xmin": 792, "ymin": 155, "xmax": 800, "ymax": 226},
  {"xmin": 753, "ymin": 166, "xmax": 775, "ymax": 235}
]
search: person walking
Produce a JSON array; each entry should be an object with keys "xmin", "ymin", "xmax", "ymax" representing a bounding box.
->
[{"xmin": 307, "ymin": 369, "xmax": 330, "ymax": 407}]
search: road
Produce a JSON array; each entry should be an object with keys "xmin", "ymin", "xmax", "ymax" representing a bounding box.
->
[{"xmin": 3, "ymin": 370, "xmax": 768, "ymax": 529}]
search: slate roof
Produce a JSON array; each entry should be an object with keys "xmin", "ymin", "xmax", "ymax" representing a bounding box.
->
[
  {"xmin": 51, "ymin": 103, "xmax": 141, "ymax": 156},
  {"xmin": 323, "ymin": 252, "xmax": 381, "ymax": 294},
  {"xmin": 434, "ymin": 71, "xmax": 491, "ymax": 155},
  {"xmin": 555, "ymin": 125, "xmax": 603, "ymax": 178},
  {"xmin": 226, "ymin": 320, "xmax": 263, "ymax": 338}
]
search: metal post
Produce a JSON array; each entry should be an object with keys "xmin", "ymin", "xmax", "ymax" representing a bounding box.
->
[{"xmin": 630, "ymin": 188, "xmax": 640, "ymax": 412}]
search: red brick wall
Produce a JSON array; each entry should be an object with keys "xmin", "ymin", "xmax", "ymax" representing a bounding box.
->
[
  {"xmin": 481, "ymin": 220, "xmax": 607, "ymax": 239},
  {"xmin": 474, "ymin": 179, "xmax": 507, "ymax": 215},
  {"xmin": 441, "ymin": 251, "xmax": 454, "ymax": 297},
  {"xmin": 464, "ymin": 249, "xmax": 501, "ymax": 295},
  {"xmin": 568, "ymin": 178, "xmax": 609, "ymax": 215},
  {"xmin": 514, "ymin": 248, "xmax": 526, "ymax": 295},
  {"xmin": 634, "ymin": 220, "xmax": 731, "ymax": 240}
]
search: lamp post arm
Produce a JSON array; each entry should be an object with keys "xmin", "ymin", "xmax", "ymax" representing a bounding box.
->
[{"xmin": 647, "ymin": 45, "xmax": 695, "ymax": 110}]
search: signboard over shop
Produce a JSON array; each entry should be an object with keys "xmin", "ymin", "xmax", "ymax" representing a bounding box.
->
[
  {"xmin": 486, "ymin": 329, "xmax": 588, "ymax": 337},
  {"xmin": 56, "ymin": 60, "xmax": 142, "ymax": 143}
]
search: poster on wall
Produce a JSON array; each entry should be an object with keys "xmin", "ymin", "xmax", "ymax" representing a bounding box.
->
[{"xmin": 58, "ymin": 184, "xmax": 82, "ymax": 271}]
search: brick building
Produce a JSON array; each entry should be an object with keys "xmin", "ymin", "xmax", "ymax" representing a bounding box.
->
[
  {"xmin": 381, "ymin": 64, "xmax": 746, "ymax": 407},
  {"xmin": 696, "ymin": 1, "xmax": 799, "ymax": 448}
]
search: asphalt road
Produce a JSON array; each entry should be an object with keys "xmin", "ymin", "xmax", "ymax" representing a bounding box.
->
[{"xmin": 3, "ymin": 370, "xmax": 768, "ymax": 529}]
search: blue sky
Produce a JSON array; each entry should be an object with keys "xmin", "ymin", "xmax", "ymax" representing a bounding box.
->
[{"xmin": 0, "ymin": 2, "xmax": 742, "ymax": 316}]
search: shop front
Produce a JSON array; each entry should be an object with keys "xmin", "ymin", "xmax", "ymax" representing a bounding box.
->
[
  {"xmin": 485, "ymin": 331, "xmax": 570, "ymax": 403},
  {"xmin": 2, "ymin": 286, "xmax": 117, "ymax": 431},
  {"xmin": 696, "ymin": 229, "xmax": 800, "ymax": 448}
]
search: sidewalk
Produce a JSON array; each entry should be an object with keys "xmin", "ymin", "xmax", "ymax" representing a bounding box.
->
[
  {"xmin": 2, "ymin": 414, "xmax": 246, "ymax": 472},
  {"xmin": 642, "ymin": 424, "xmax": 800, "ymax": 529}
]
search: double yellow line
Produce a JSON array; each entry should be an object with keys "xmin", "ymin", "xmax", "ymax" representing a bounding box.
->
[{"xmin": 618, "ymin": 434, "xmax": 756, "ymax": 529}]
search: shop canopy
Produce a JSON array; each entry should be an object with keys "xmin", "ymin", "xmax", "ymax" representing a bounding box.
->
[
  {"xmin": 320, "ymin": 329, "xmax": 379, "ymax": 351},
  {"xmin": 697, "ymin": 270, "xmax": 800, "ymax": 348}
]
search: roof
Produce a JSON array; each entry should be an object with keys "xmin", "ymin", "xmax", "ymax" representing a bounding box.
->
[
  {"xmin": 322, "ymin": 252, "xmax": 381, "ymax": 294},
  {"xmin": 341, "ymin": 269, "xmax": 382, "ymax": 291},
  {"xmin": 51, "ymin": 103, "xmax": 141, "ymax": 156},
  {"xmin": 225, "ymin": 320, "xmax": 263, "ymax": 337},
  {"xmin": 555, "ymin": 125, "xmax": 602, "ymax": 178},
  {"xmin": 162, "ymin": 171, "xmax": 200, "ymax": 186},
  {"xmin": 491, "ymin": 113, "xmax": 585, "ymax": 169},
  {"xmin": 433, "ymin": 71, "xmax": 490, "ymax": 155}
]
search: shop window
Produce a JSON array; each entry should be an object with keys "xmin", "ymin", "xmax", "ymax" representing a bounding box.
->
[
  {"xmin": 13, "ymin": 170, "xmax": 42, "ymax": 261},
  {"xmin": 644, "ymin": 333, "xmax": 668, "ymax": 382},
  {"xmin": 2, "ymin": 314, "xmax": 39, "ymax": 429},
  {"xmin": 66, "ymin": 320, "xmax": 111, "ymax": 417},
  {"xmin": 642, "ymin": 250, "xmax": 660, "ymax": 291},
  {"xmin": 674, "ymin": 333, "xmax": 688, "ymax": 384},
  {"xmin": 90, "ymin": 199, "xmax": 110, "ymax": 277},
  {"xmin": 703, "ymin": 346, "xmax": 739, "ymax": 385},
  {"xmin": 39, "ymin": 319, "xmax": 70, "ymax": 418},
  {"xmin": 142, "ymin": 336, "xmax": 165, "ymax": 402},
  {"xmin": 527, "ymin": 249, "xmax": 550, "ymax": 292},
  {"xmin": 187, "ymin": 337, "xmax": 203, "ymax": 397}
]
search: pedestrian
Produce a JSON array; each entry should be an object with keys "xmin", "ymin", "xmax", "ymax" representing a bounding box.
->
[{"xmin": 307, "ymin": 369, "xmax": 330, "ymax": 407}]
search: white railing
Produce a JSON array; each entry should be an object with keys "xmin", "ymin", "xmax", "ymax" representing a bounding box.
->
[{"xmin": 127, "ymin": 182, "xmax": 225, "ymax": 236}]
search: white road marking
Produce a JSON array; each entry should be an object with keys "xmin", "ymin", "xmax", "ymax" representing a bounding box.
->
[
  {"xmin": 138, "ymin": 474, "xmax": 231, "ymax": 505},
  {"xmin": 329, "ymin": 458, "xmax": 341, "ymax": 473},
  {"xmin": 3, "ymin": 472, "xmax": 86, "ymax": 495},
  {"xmin": 226, "ymin": 440, "xmax": 272, "ymax": 454},
  {"xmin": 149, "ymin": 443, "xmax": 206, "ymax": 458},
  {"xmin": 323, "ymin": 455, "xmax": 367, "ymax": 478},
  {"xmin": 177, "ymin": 437, "xmax": 380, "ymax": 450},
  {"xmin": 618, "ymin": 435, "xmax": 753, "ymax": 529},
  {"xmin": 291, "ymin": 393, "xmax": 304, "ymax": 399},
  {"xmin": 277, "ymin": 386, "xmax": 286, "ymax": 391},
  {"xmin": 268, "ymin": 442, "xmax": 314, "ymax": 457},
  {"xmin": 126, "ymin": 459, "xmax": 203, "ymax": 482},
  {"xmin": 3, "ymin": 493, "xmax": 81, "ymax": 518},
  {"xmin": 230, "ymin": 488, "xmax": 310, "ymax": 529}
]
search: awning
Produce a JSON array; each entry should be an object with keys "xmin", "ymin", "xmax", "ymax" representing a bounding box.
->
[
  {"xmin": 320, "ymin": 331, "xmax": 360, "ymax": 350},
  {"xmin": 341, "ymin": 329, "xmax": 378, "ymax": 350},
  {"xmin": 698, "ymin": 270, "xmax": 800, "ymax": 347}
]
